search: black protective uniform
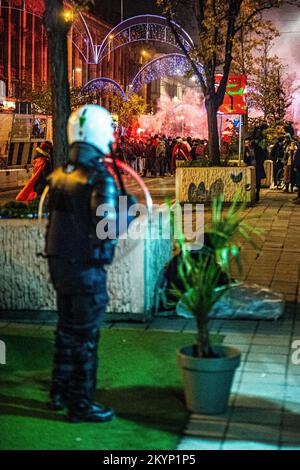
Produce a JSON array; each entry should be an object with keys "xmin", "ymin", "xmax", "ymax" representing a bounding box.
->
[{"xmin": 46, "ymin": 142, "xmax": 121, "ymax": 422}]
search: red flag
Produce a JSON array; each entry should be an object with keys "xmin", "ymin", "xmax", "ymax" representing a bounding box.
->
[{"xmin": 16, "ymin": 157, "xmax": 46, "ymax": 203}]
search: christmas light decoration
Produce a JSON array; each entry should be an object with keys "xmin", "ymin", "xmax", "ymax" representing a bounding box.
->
[
  {"xmin": 97, "ymin": 15, "xmax": 194, "ymax": 64},
  {"xmin": 129, "ymin": 53, "xmax": 204, "ymax": 95},
  {"xmin": 6, "ymin": 8, "xmax": 194, "ymax": 67},
  {"xmin": 82, "ymin": 78, "xmax": 125, "ymax": 97}
]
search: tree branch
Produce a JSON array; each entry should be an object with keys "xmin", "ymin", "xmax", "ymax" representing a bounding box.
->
[
  {"xmin": 234, "ymin": 1, "xmax": 281, "ymax": 34},
  {"xmin": 166, "ymin": 15, "xmax": 207, "ymax": 95},
  {"xmin": 216, "ymin": 0, "xmax": 242, "ymax": 106}
]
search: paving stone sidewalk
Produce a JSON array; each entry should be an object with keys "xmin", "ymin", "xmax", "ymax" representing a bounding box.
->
[{"xmin": 179, "ymin": 189, "xmax": 300, "ymax": 450}]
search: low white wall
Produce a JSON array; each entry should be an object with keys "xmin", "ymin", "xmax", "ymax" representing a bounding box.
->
[
  {"xmin": 0, "ymin": 217, "xmax": 172, "ymax": 320},
  {"xmin": 0, "ymin": 168, "xmax": 33, "ymax": 191},
  {"xmin": 176, "ymin": 166, "xmax": 256, "ymax": 203},
  {"xmin": 228, "ymin": 160, "xmax": 274, "ymax": 188}
]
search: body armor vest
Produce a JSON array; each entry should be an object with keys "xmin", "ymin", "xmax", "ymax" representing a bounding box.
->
[{"xmin": 46, "ymin": 153, "xmax": 118, "ymax": 265}]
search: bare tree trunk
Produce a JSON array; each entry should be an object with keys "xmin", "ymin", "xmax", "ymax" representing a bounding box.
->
[
  {"xmin": 44, "ymin": 0, "xmax": 71, "ymax": 167},
  {"xmin": 206, "ymin": 98, "xmax": 220, "ymax": 165}
]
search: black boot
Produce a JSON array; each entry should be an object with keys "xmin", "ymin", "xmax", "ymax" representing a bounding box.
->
[
  {"xmin": 67, "ymin": 328, "xmax": 115, "ymax": 423},
  {"xmin": 69, "ymin": 401, "xmax": 115, "ymax": 423},
  {"xmin": 49, "ymin": 328, "xmax": 73, "ymax": 411},
  {"xmin": 48, "ymin": 393, "xmax": 66, "ymax": 411}
]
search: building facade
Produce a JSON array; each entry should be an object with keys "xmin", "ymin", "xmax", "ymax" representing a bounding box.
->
[
  {"xmin": 0, "ymin": 1, "xmax": 193, "ymax": 120},
  {"xmin": 0, "ymin": 0, "xmax": 139, "ymax": 103}
]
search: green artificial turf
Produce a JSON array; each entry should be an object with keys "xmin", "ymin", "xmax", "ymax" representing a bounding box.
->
[{"xmin": 0, "ymin": 326, "xmax": 222, "ymax": 451}]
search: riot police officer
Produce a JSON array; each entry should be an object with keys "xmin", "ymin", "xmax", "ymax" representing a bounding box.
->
[{"xmin": 46, "ymin": 105, "xmax": 123, "ymax": 423}]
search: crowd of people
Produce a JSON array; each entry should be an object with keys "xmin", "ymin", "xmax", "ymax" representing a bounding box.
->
[
  {"xmin": 114, "ymin": 135, "xmax": 209, "ymax": 177},
  {"xmin": 14, "ymin": 123, "xmax": 300, "ymax": 207},
  {"xmin": 244, "ymin": 124, "xmax": 300, "ymax": 204},
  {"xmin": 115, "ymin": 129, "xmax": 300, "ymax": 205},
  {"xmin": 269, "ymin": 133, "xmax": 300, "ymax": 196}
]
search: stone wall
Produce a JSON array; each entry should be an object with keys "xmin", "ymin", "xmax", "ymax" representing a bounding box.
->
[
  {"xmin": 0, "ymin": 217, "xmax": 172, "ymax": 320},
  {"xmin": 176, "ymin": 166, "xmax": 256, "ymax": 203},
  {"xmin": 227, "ymin": 160, "xmax": 274, "ymax": 188}
]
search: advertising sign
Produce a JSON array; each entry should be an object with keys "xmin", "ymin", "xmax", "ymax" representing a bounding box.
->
[{"xmin": 216, "ymin": 75, "xmax": 247, "ymax": 115}]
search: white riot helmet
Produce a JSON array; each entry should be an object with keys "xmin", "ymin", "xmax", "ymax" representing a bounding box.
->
[{"xmin": 67, "ymin": 104, "xmax": 115, "ymax": 155}]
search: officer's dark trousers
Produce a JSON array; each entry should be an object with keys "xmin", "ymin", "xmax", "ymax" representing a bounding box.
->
[{"xmin": 51, "ymin": 293, "xmax": 107, "ymax": 408}]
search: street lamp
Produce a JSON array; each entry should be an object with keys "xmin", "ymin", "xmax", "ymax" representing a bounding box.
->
[
  {"xmin": 180, "ymin": 115, "xmax": 184, "ymax": 135},
  {"xmin": 121, "ymin": 0, "xmax": 124, "ymax": 22}
]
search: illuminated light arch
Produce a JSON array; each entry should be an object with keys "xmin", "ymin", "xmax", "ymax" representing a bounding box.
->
[
  {"xmin": 96, "ymin": 15, "xmax": 194, "ymax": 64},
  {"xmin": 7, "ymin": 7, "xmax": 194, "ymax": 67},
  {"xmin": 129, "ymin": 53, "xmax": 204, "ymax": 95},
  {"xmin": 72, "ymin": 12, "xmax": 99, "ymax": 64},
  {"xmin": 82, "ymin": 77, "xmax": 125, "ymax": 97}
]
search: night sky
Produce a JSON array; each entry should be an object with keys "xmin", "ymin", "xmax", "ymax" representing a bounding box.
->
[
  {"xmin": 92, "ymin": 1, "xmax": 300, "ymax": 123},
  {"xmin": 93, "ymin": 0, "xmax": 160, "ymax": 24},
  {"xmin": 92, "ymin": 0, "xmax": 300, "ymax": 77}
]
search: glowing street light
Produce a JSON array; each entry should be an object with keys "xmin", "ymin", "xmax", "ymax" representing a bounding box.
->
[
  {"xmin": 63, "ymin": 9, "xmax": 74, "ymax": 23},
  {"xmin": 140, "ymin": 49, "xmax": 149, "ymax": 64}
]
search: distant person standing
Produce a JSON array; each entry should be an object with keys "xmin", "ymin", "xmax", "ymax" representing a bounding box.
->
[
  {"xmin": 270, "ymin": 136, "xmax": 285, "ymax": 188},
  {"xmin": 191, "ymin": 139, "xmax": 205, "ymax": 161},
  {"xmin": 244, "ymin": 132, "xmax": 267, "ymax": 203},
  {"xmin": 171, "ymin": 138, "xmax": 191, "ymax": 172},
  {"xmin": 293, "ymin": 140, "xmax": 300, "ymax": 204},
  {"xmin": 243, "ymin": 139, "xmax": 255, "ymax": 166},
  {"xmin": 32, "ymin": 122, "xmax": 41, "ymax": 138},
  {"xmin": 283, "ymin": 135, "xmax": 298, "ymax": 193},
  {"xmin": 16, "ymin": 141, "xmax": 53, "ymax": 203},
  {"xmin": 143, "ymin": 138, "xmax": 154, "ymax": 177},
  {"xmin": 155, "ymin": 137, "xmax": 167, "ymax": 177},
  {"xmin": 252, "ymin": 139, "xmax": 267, "ymax": 203}
]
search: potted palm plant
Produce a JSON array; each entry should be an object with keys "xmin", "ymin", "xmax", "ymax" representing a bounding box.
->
[{"xmin": 171, "ymin": 195, "xmax": 261, "ymax": 414}]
